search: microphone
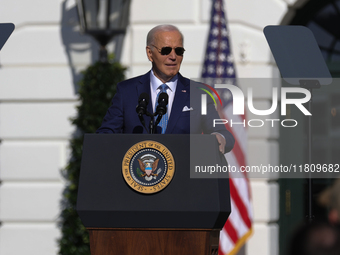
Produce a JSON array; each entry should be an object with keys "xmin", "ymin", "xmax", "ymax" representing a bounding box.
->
[
  {"xmin": 136, "ymin": 93, "xmax": 149, "ymax": 116},
  {"xmin": 154, "ymin": 93, "xmax": 168, "ymax": 133},
  {"xmin": 136, "ymin": 93, "xmax": 149, "ymax": 132},
  {"xmin": 155, "ymin": 92, "xmax": 168, "ymax": 116}
]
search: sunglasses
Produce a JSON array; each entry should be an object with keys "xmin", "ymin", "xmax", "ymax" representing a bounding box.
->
[{"xmin": 151, "ymin": 44, "xmax": 185, "ymax": 56}]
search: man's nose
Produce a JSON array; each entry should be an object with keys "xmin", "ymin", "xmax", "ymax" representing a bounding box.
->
[{"xmin": 168, "ymin": 49, "xmax": 176, "ymax": 59}]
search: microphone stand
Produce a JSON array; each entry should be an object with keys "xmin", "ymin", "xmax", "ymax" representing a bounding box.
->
[
  {"xmin": 147, "ymin": 112, "xmax": 155, "ymax": 134},
  {"xmin": 152, "ymin": 112, "xmax": 165, "ymax": 134},
  {"xmin": 137, "ymin": 108, "xmax": 163, "ymax": 134},
  {"xmin": 137, "ymin": 113, "xmax": 147, "ymax": 132},
  {"xmin": 137, "ymin": 92, "xmax": 168, "ymax": 134}
]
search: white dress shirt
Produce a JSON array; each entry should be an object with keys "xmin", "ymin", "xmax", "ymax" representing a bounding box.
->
[{"xmin": 150, "ymin": 70, "xmax": 177, "ymax": 117}]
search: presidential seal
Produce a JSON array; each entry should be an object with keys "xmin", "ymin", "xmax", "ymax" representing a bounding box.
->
[{"xmin": 122, "ymin": 140, "xmax": 175, "ymax": 194}]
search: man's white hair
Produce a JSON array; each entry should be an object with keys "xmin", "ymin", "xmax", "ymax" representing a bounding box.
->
[{"xmin": 146, "ymin": 24, "xmax": 184, "ymax": 46}]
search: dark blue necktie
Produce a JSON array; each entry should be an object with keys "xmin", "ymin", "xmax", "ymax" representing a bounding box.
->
[{"xmin": 155, "ymin": 84, "xmax": 169, "ymax": 134}]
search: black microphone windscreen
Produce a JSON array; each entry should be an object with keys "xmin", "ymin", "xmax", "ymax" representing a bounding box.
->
[
  {"xmin": 139, "ymin": 93, "xmax": 149, "ymax": 104},
  {"xmin": 158, "ymin": 92, "xmax": 168, "ymax": 105}
]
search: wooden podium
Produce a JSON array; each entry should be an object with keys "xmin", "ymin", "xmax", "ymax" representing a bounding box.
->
[
  {"xmin": 77, "ymin": 134, "xmax": 231, "ymax": 255},
  {"xmin": 88, "ymin": 228, "xmax": 220, "ymax": 255}
]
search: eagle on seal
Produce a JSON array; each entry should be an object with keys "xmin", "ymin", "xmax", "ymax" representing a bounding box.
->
[{"xmin": 137, "ymin": 156, "xmax": 160, "ymax": 178}]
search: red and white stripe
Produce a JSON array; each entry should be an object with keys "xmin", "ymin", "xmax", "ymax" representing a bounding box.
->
[{"xmin": 219, "ymin": 103, "xmax": 253, "ymax": 255}]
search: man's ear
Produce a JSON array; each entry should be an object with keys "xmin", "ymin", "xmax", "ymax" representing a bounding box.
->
[{"xmin": 146, "ymin": 46, "xmax": 153, "ymax": 62}]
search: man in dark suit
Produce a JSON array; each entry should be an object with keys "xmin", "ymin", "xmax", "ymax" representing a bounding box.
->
[{"xmin": 97, "ymin": 24, "xmax": 234, "ymax": 154}]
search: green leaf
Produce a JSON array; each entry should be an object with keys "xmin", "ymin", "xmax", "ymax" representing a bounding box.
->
[{"xmin": 137, "ymin": 167, "xmax": 143, "ymax": 177}]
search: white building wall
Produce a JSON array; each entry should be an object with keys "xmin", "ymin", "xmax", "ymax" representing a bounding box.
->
[
  {"xmin": 0, "ymin": 0, "xmax": 303, "ymax": 254},
  {"xmin": 0, "ymin": 1, "xmax": 88, "ymax": 254}
]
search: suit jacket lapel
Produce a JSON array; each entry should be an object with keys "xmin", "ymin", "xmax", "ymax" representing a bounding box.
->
[
  {"xmin": 137, "ymin": 71, "xmax": 153, "ymax": 115},
  {"xmin": 135, "ymin": 72, "xmax": 153, "ymax": 133},
  {"xmin": 165, "ymin": 73, "xmax": 190, "ymax": 134}
]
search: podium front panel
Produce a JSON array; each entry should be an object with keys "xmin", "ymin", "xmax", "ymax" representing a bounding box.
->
[{"xmin": 77, "ymin": 134, "xmax": 231, "ymax": 229}]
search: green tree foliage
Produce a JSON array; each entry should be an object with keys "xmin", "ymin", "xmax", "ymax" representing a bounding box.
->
[{"xmin": 59, "ymin": 59, "xmax": 125, "ymax": 255}]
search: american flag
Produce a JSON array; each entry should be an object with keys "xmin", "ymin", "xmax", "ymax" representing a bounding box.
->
[{"xmin": 201, "ymin": 0, "xmax": 253, "ymax": 254}]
